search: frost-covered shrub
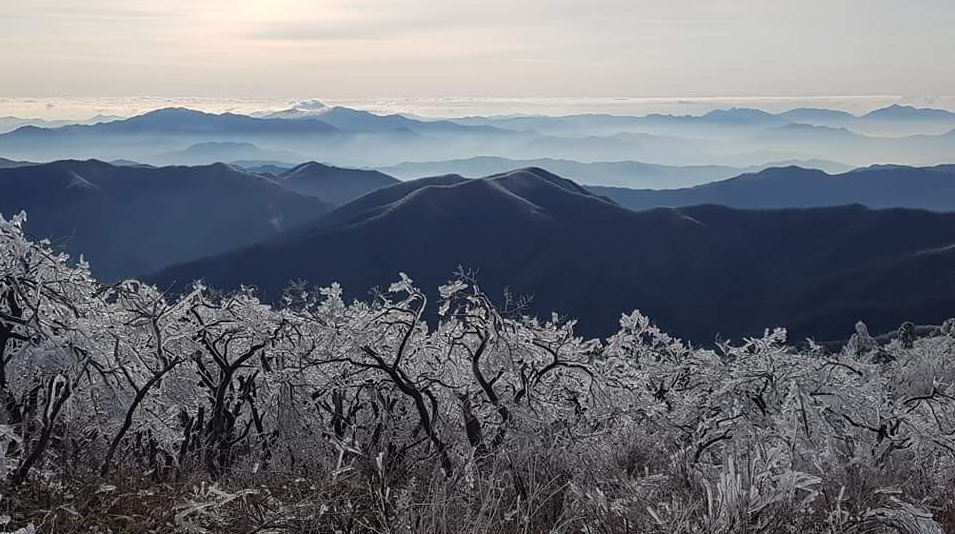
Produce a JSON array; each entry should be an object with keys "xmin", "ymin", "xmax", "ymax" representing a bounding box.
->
[{"xmin": 2, "ymin": 212, "xmax": 954, "ymax": 533}]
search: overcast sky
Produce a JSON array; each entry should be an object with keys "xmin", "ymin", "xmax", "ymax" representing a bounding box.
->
[{"xmin": 2, "ymin": 0, "xmax": 953, "ymax": 98}]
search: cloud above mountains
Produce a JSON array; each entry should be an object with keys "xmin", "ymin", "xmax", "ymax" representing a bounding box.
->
[{"xmin": 2, "ymin": 0, "xmax": 954, "ymax": 97}]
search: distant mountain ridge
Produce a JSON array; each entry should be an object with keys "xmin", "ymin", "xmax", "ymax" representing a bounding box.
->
[
  {"xmin": 298, "ymin": 106, "xmax": 510, "ymax": 134},
  {"xmin": 0, "ymin": 108, "xmax": 343, "ymax": 162},
  {"xmin": 862, "ymin": 104, "xmax": 955, "ymax": 121},
  {"xmin": 4, "ymin": 103, "xmax": 955, "ymax": 169},
  {"xmin": 147, "ymin": 141, "xmax": 304, "ymax": 166},
  {"xmin": 0, "ymin": 114, "xmax": 124, "ymax": 134},
  {"xmin": 151, "ymin": 168, "xmax": 955, "ymax": 343},
  {"xmin": 590, "ymin": 165, "xmax": 955, "ymax": 211},
  {"xmin": 255, "ymin": 101, "xmax": 509, "ymax": 134},
  {"xmin": 380, "ymin": 156, "xmax": 852, "ymax": 188},
  {"xmin": 451, "ymin": 104, "xmax": 955, "ymax": 138},
  {"xmin": 0, "ymin": 107, "xmax": 542, "ymax": 166}
]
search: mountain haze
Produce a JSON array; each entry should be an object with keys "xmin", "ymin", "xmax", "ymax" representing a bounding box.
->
[
  {"xmin": 146, "ymin": 141, "xmax": 303, "ymax": 166},
  {"xmin": 380, "ymin": 156, "xmax": 852, "ymax": 188},
  {"xmin": 591, "ymin": 165, "xmax": 955, "ymax": 211}
]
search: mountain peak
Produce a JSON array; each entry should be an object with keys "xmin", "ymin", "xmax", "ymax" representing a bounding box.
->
[
  {"xmin": 285, "ymin": 161, "xmax": 334, "ymax": 174},
  {"xmin": 487, "ymin": 167, "xmax": 598, "ymax": 198},
  {"xmin": 701, "ymin": 107, "xmax": 780, "ymax": 123},
  {"xmin": 278, "ymin": 161, "xmax": 400, "ymax": 205},
  {"xmin": 862, "ymin": 104, "xmax": 955, "ymax": 120},
  {"xmin": 739, "ymin": 165, "xmax": 830, "ymax": 180},
  {"xmin": 133, "ymin": 107, "xmax": 212, "ymax": 121}
]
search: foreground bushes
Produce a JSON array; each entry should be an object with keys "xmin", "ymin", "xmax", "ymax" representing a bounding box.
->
[{"xmin": 1, "ymin": 211, "xmax": 954, "ymax": 533}]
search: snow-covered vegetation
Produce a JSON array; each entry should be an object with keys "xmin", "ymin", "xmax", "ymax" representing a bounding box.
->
[{"xmin": 2, "ymin": 211, "xmax": 954, "ymax": 533}]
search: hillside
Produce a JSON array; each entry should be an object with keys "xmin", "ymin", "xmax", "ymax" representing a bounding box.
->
[
  {"xmin": 151, "ymin": 168, "xmax": 955, "ymax": 342},
  {"xmin": 0, "ymin": 160, "xmax": 332, "ymax": 280}
]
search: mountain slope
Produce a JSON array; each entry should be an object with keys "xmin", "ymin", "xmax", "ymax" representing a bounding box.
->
[
  {"xmin": 379, "ymin": 156, "xmax": 852, "ymax": 188},
  {"xmin": 151, "ymin": 168, "xmax": 955, "ymax": 343},
  {"xmin": 278, "ymin": 162, "xmax": 400, "ymax": 205},
  {"xmin": 0, "ymin": 160, "xmax": 333, "ymax": 280},
  {"xmin": 590, "ymin": 165, "xmax": 955, "ymax": 211}
]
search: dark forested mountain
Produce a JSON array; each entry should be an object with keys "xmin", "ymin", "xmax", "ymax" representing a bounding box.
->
[
  {"xmin": 151, "ymin": 168, "xmax": 955, "ymax": 343},
  {"xmin": 590, "ymin": 165, "xmax": 955, "ymax": 211},
  {"xmin": 277, "ymin": 162, "xmax": 400, "ymax": 205},
  {"xmin": 0, "ymin": 160, "xmax": 332, "ymax": 280},
  {"xmin": 380, "ymin": 156, "xmax": 852, "ymax": 188}
]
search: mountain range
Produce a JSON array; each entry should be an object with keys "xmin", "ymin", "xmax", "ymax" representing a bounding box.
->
[
  {"xmin": 453, "ymin": 104, "xmax": 955, "ymax": 138},
  {"xmin": 0, "ymin": 107, "xmax": 535, "ymax": 167},
  {"xmin": 150, "ymin": 167, "xmax": 955, "ymax": 343},
  {"xmin": 4, "ymin": 104, "xmax": 955, "ymax": 169},
  {"xmin": 146, "ymin": 141, "xmax": 303, "ymax": 166},
  {"xmin": 380, "ymin": 156, "xmax": 852, "ymax": 188},
  {"xmin": 590, "ymin": 165, "xmax": 955, "ymax": 211},
  {"xmin": 254, "ymin": 100, "xmax": 507, "ymax": 134},
  {"xmin": 0, "ymin": 114, "xmax": 123, "ymax": 134},
  {"xmin": 0, "ymin": 108, "xmax": 342, "ymax": 162}
]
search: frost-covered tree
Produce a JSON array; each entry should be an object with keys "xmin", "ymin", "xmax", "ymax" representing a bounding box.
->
[
  {"xmin": 0, "ymin": 212, "xmax": 103, "ymax": 485},
  {"xmin": 1, "ymin": 211, "xmax": 954, "ymax": 533}
]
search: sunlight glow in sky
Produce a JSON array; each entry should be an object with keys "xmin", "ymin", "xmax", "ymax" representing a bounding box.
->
[{"xmin": 1, "ymin": 0, "xmax": 954, "ymax": 99}]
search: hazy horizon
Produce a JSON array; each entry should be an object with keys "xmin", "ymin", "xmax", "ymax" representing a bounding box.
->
[{"xmin": 4, "ymin": 94, "xmax": 955, "ymax": 121}]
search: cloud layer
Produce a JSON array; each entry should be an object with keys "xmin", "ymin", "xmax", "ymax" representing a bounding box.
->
[{"xmin": 1, "ymin": 0, "xmax": 954, "ymax": 98}]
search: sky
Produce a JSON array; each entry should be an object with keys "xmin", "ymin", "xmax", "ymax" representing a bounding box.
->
[{"xmin": 1, "ymin": 0, "xmax": 954, "ymax": 102}]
